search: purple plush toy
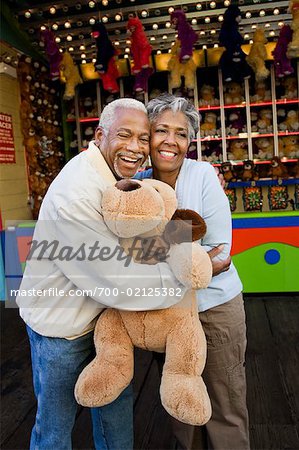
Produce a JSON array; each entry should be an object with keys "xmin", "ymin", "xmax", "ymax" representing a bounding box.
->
[
  {"xmin": 170, "ymin": 10, "xmax": 198, "ymax": 62},
  {"xmin": 40, "ymin": 29, "xmax": 63, "ymax": 80},
  {"xmin": 272, "ymin": 25, "xmax": 294, "ymax": 78}
]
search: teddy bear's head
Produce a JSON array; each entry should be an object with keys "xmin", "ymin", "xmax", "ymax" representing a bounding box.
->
[
  {"xmin": 101, "ymin": 179, "xmax": 207, "ymax": 245},
  {"xmin": 101, "ymin": 179, "xmax": 177, "ymax": 238},
  {"xmin": 227, "ymin": 82, "xmax": 242, "ymax": 96},
  {"xmin": 200, "ymin": 85, "xmax": 215, "ymax": 102}
]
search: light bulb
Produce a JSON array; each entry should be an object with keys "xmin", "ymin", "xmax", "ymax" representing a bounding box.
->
[
  {"xmin": 25, "ymin": 10, "xmax": 31, "ymax": 18},
  {"xmin": 49, "ymin": 6, "xmax": 56, "ymax": 14}
]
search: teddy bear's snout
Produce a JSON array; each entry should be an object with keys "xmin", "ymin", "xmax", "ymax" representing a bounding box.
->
[{"xmin": 115, "ymin": 179, "xmax": 141, "ymax": 192}]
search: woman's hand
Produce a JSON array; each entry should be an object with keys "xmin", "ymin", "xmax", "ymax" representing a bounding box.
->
[{"xmin": 208, "ymin": 244, "xmax": 231, "ymax": 276}]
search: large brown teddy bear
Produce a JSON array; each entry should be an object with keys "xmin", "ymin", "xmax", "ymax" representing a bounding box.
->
[{"xmin": 75, "ymin": 179, "xmax": 213, "ymax": 426}]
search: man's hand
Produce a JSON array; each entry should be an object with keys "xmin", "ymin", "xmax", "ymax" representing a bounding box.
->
[{"xmin": 208, "ymin": 244, "xmax": 231, "ymax": 276}]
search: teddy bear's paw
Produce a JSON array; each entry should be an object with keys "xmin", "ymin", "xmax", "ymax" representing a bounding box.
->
[
  {"xmin": 75, "ymin": 359, "xmax": 132, "ymax": 408},
  {"xmin": 168, "ymin": 243, "xmax": 212, "ymax": 290},
  {"xmin": 160, "ymin": 373, "xmax": 212, "ymax": 426}
]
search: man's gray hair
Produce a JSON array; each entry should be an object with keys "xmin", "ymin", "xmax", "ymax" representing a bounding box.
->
[
  {"xmin": 98, "ymin": 98, "xmax": 147, "ymax": 133},
  {"xmin": 146, "ymin": 93, "xmax": 199, "ymax": 141}
]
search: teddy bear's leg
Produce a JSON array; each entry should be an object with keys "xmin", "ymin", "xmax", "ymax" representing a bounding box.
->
[
  {"xmin": 74, "ymin": 309, "xmax": 134, "ymax": 408},
  {"xmin": 160, "ymin": 314, "xmax": 212, "ymax": 426},
  {"xmin": 184, "ymin": 68, "xmax": 195, "ymax": 90},
  {"xmin": 170, "ymin": 67, "xmax": 182, "ymax": 89}
]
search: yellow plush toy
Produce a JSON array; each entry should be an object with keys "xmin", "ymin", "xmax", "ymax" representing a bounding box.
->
[
  {"xmin": 279, "ymin": 135, "xmax": 299, "ymax": 158},
  {"xmin": 227, "ymin": 139, "xmax": 247, "ymax": 160},
  {"xmin": 75, "ymin": 178, "xmax": 212, "ymax": 426},
  {"xmin": 168, "ymin": 39, "xmax": 197, "ymax": 90},
  {"xmin": 199, "ymin": 84, "xmax": 220, "ymax": 106},
  {"xmin": 279, "ymin": 110, "xmax": 299, "ymax": 132},
  {"xmin": 200, "ymin": 112, "xmax": 218, "ymax": 137},
  {"xmin": 287, "ymin": 0, "xmax": 299, "ymax": 58},
  {"xmin": 255, "ymin": 137, "xmax": 274, "ymax": 159},
  {"xmin": 224, "ymin": 82, "xmax": 244, "ymax": 104},
  {"xmin": 246, "ymin": 28, "xmax": 270, "ymax": 81},
  {"xmin": 60, "ymin": 51, "xmax": 82, "ymax": 100}
]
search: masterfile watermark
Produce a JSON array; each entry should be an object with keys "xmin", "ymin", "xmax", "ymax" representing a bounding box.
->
[{"xmin": 27, "ymin": 236, "xmax": 169, "ymax": 267}]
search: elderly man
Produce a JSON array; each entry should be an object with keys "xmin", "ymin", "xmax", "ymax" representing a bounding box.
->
[{"xmin": 16, "ymin": 98, "xmax": 188, "ymax": 450}]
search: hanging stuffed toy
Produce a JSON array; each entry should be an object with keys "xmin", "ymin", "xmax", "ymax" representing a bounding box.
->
[
  {"xmin": 127, "ymin": 16, "xmax": 153, "ymax": 93},
  {"xmin": 170, "ymin": 10, "xmax": 198, "ymax": 62},
  {"xmin": 287, "ymin": 0, "xmax": 299, "ymax": 58},
  {"xmin": 219, "ymin": 5, "xmax": 251, "ymax": 83},
  {"xmin": 40, "ymin": 29, "xmax": 63, "ymax": 80},
  {"xmin": 60, "ymin": 52, "xmax": 82, "ymax": 100},
  {"xmin": 272, "ymin": 25, "xmax": 294, "ymax": 78},
  {"xmin": 168, "ymin": 39, "xmax": 197, "ymax": 90},
  {"xmin": 246, "ymin": 28, "xmax": 270, "ymax": 81},
  {"xmin": 91, "ymin": 22, "xmax": 119, "ymax": 93}
]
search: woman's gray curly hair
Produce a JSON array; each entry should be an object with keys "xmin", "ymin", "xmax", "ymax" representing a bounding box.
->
[{"xmin": 146, "ymin": 93, "xmax": 200, "ymax": 141}]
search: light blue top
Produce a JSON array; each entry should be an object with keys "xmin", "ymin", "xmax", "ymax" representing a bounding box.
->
[{"xmin": 135, "ymin": 160, "xmax": 242, "ymax": 312}]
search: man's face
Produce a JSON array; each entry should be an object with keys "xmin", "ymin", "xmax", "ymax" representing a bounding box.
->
[{"xmin": 96, "ymin": 108, "xmax": 150, "ymax": 179}]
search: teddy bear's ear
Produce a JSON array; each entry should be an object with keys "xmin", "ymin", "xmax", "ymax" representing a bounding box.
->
[{"xmin": 163, "ymin": 209, "xmax": 207, "ymax": 244}]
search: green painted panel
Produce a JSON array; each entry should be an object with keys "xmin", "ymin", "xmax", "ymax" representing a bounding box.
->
[{"xmin": 232, "ymin": 243, "xmax": 299, "ymax": 293}]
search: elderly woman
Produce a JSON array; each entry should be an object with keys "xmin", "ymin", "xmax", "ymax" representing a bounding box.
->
[{"xmin": 137, "ymin": 93, "xmax": 250, "ymax": 450}]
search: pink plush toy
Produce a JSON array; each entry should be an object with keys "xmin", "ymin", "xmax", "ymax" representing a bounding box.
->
[
  {"xmin": 170, "ymin": 10, "xmax": 198, "ymax": 62},
  {"xmin": 40, "ymin": 29, "xmax": 63, "ymax": 80},
  {"xmin": 272, "ymin": 25, "xmax": 294, "ymax": 78}
]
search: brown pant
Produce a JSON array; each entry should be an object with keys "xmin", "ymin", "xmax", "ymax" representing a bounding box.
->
[{"xmin": 155, "ymin": 293, "xmax": 250, "ymax": 450}]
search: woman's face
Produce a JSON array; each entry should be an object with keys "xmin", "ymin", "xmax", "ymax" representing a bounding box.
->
[{"xmin": 150, "ymin": 109, "xmax": 190, "ymax": 173}]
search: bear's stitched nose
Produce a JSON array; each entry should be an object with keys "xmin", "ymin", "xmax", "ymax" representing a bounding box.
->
[{"xmin": 115, "ymin": 179, "xmax": 141, "ymax": 192}]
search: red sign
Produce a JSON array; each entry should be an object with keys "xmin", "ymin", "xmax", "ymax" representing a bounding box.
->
[{"xmin": 0, "ymin": 113, "xmax": 16, "ymax": 163}]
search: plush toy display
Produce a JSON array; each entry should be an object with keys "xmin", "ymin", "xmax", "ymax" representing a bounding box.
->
[
  {"xmin": 127, "ymin": 16, "xmax": 153, "ymax": 93},
  {"xmin": 168, "ymin": 39, "xmax": 197, "ymax": 90},
  {"xmin": 227, "ymin": 139, "xmax": 247, "ymax": 160},
  {"xmin": 17, "ymin": 56, "xmax": 64, "ymax": 218},
  {"xmin": 220, "ymin": 161, "xmax": 237, "ymax": 182},
  {"xmin": 272, "ymin": 25, "xmax": 294, "ymax": 78},
  {"xmin": 278, "ymin": 109, "xmax": 299, "ymax": 132},
  {"xmin": 287, "ymin": 0, "xmax": 299, "ymax": 58},
  {"xmin": 170, "ymin": 10, "xmax": 198, "ymax": 62},
  {"xmin": 279, "ymin": 135, "xmax": 299, "ymax": 158},
  {"xmin": 281, "ymin": 76, "xmax": 298, "ymax": 99},
  {"xmin": 219, "ymin": 5, "xmax": 252, "ymax": 82},
  {"xmin": 254, "ymin": 137, "xmax": 274, "ymax": 159},
  {"xmin": 226, "ymin": 111, "xmax": 247, "ymax": 136},
  {"xmin": 91, "ymin": 22, "xmax": 119, "ymax": 93},
  {"xmin": 75, "ymin": 178, "xmax": 212, "ymax": 425},
  {"xmin": 198, "ymin": 85, "xmax": 220, "ymax": 106},
  {"xmin": 200, "ymin": 112, "xmax": 218, "ymax": 137},
  {"xmin": 241, "ymin": 160, "xmax": 259, "ymax": 181},
  {"xmin": 246, "ymin": 28, "xmax": 270, "ymax": 82},
  {"xmin": 268, "ymin": 157, "xmax": 289, "ymax": 179},
  {"xmin": 253, "ymin": 108, "xmax": 273, "ymax": 134},
  {"xmin": 250, "ymin": 80, "xmax": 271, "ymax": 103},
  {"xmin": 40, "ymin": 29, "xmax": 63, "ymax": 80},
  {"xmin": 60, "ymin": 52, "xmax": 82, "ymax": 100},
  {"xmin": 224, "ymin": 82, "xmax": 244, "ymax": 105}
]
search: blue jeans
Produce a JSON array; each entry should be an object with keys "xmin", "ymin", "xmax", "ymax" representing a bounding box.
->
[{"xmin": 26, "ymin": 325, "xmax": 133, "ymax": 450}]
